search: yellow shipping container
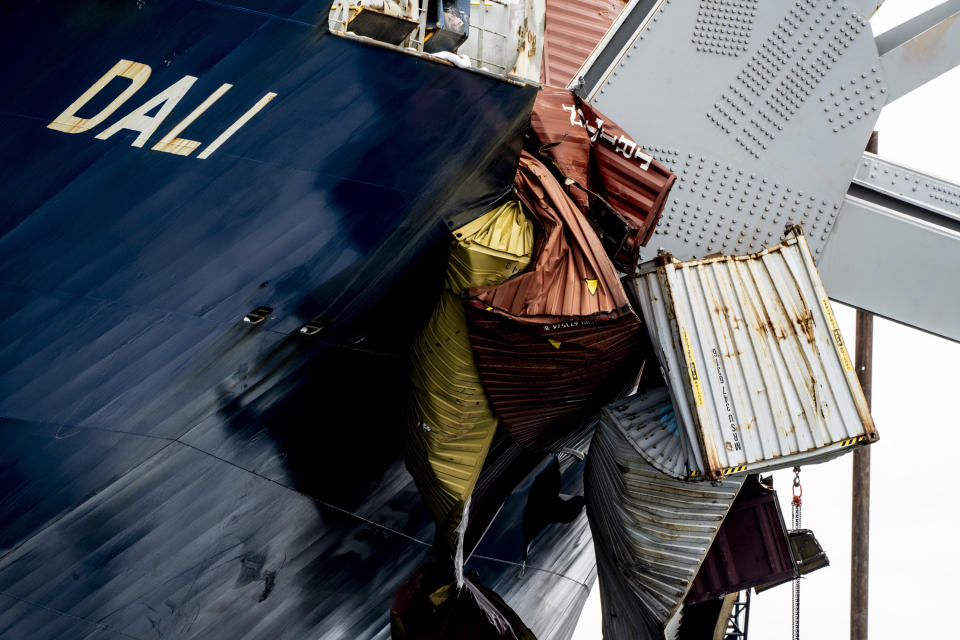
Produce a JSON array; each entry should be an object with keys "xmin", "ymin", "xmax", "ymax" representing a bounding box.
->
[{"xmin": 406, "ymin": 200, "xmax": 533, "ymax": 552}]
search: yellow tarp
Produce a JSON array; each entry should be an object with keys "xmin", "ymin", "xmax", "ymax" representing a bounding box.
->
[{"xmin": 406, "ymin": 200, "xmax": 533, "ymax": 550}]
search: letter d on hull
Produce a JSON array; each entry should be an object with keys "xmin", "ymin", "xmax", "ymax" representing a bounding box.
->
[{"xmin": 47, "ymin": 59, "xmax": 151, "ymax": 134}]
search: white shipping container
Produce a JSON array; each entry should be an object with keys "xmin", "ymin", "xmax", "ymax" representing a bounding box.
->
[{"xmin": 628, "ymin": 227, "xmax": 878, "ymax": 481}]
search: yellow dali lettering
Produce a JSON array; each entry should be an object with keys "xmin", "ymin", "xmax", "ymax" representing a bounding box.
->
[
  {"xmin": 47, "ymin": 59, "xmax": 152, "ymax": 134},
  {"xmin": 46, "ymin": 59, "xmax": 277, "ymax": 158},
  {"xmin": 152, "ymin": 83, "xmax": 233, "ymax": 156},
  {"xmin": 96, "ymin": 75, "xmax": 198, "ymax": 147},
  {"xmin": 197, "ymin": 92, "xmax": 278, "ymax": 159}
]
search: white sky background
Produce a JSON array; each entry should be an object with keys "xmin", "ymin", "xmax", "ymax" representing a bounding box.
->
[{"xmin": 571, "ymin": 1, "xmax": 960, "ymax": 638}]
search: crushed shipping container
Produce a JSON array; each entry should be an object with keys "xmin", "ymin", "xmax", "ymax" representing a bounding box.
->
[
  {"xmin": 463, "ymin": 151, "xmax": 646, "ymax": 450},
  {"xmin": 598, "ymin": 385, "xmax": 699, "ymax": 480},
  {"xmin": 628, "ymin": 227, "xmax": 878, "ymax": 480},
  {"xmin": 685, "ymin": 475, "xmax": 795, "ymax": 604},
  {"xmin": 406, "ymin": 201, "xmax": 534, "ymax": 551},
  {"xmin": 529, "ymin": 87, "xmax": 676, "ymax": 270},
  {"xmin": 586, "ymin": 410, "xmax": 744, "ymax": 638}
]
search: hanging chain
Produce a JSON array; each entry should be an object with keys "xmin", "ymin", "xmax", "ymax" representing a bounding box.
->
[{"xmin": 791, "ymin": 467, "xmax": 803, "ymax": 640}]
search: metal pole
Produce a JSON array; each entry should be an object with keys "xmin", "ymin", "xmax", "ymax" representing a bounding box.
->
[{"xmin": 851, "ymin": 130, "xmax": 876, "ymax": 640}]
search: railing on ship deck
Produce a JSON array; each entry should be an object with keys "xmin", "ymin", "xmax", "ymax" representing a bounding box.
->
[{"xmin": 328, "ymin": 0, "xmax": 544, "ymax": 82}]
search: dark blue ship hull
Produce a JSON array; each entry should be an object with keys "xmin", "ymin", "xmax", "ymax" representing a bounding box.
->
[{"xmin": 0, "ymin": 2, "xmax": 594, "ymax": 638}]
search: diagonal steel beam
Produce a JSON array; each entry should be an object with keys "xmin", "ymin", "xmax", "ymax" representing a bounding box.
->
[
  {"xmin": 852, "ymin": 152, "xmax": 960, "ymax": 223},
  {"xmin": 820, "ymin": 154, "xmax": 960, "ymax": 343},
  {"xmin": 877, "ymin": 0, "xmax": 960, "ymax": 104}
]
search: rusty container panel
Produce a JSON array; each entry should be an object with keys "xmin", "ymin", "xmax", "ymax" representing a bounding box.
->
[
  {"xmin": 466, "ymin": 151, "xmax": 632, "ymax": 321},
  {"xmin": 541, "ymin": 0, "xmax": 627, "ymax": 88},
  {"xmin": 462, "ymin": 151, "xmax": 645, "ymax": 450},
  {"xmin": 586, "ymin": 412, "xmax": 744, "ymax": 638},
  {"xmin": 685, "ymin": 477, "xmax": 795, "ymax": 604},
  {"xmin": 628, "ymin": 227, "xmax": 878, "ymax": 480},
  {"xmin": 466, "ymin": 308, "xmax": 643, "ymax": 450},
  {"xmin": 529, "ymin": 87, "xmax": 677, "ymax": 270}
]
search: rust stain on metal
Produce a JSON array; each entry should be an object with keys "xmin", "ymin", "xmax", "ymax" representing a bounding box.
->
[
  {"xmin": 514, "ymin": 13, "xmax": 538, "ymax": 60},
  {"xmin": 905, "ymin": 12, "xmax": 959, "ymax": 58},
  {"xmin": 629, "ymin": 229, "xmax": 879, "ymax": 479},
  {"xmin": 797, "ymin": 311, "xmax": 817, "ymax": 343},
  {"xmin": 517, "ymin": 21, "xmax": 538, "ymax": 58}
]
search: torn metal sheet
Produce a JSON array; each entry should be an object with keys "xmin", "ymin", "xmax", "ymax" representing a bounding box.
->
[
  {"xmin": 464, "ymin": 431, "xmax": 548, "ymax": 556},
  {"xmin": 586, "ymin": 412, "xmax": 744, "ymax": 637},
  {"xmin": 541, "ymin": 0, "xmax": 628, "ymax": 87},
  {"xmin": 407, "ymin": 202, "xmax": 534, "ymax": 551},
  {"xmin": 529, "ymin": 87, "xmax": 677, "ymax": 269},
  {"xmin": 390, "ymin": 565, "xmax": 536, "ymax": 640},
  {"xmin": 628, "ymin": 227, "xmax": 878, "ymax": 480},
  {"xmin": 467, "ymin": 152, "xmax": 633, "ymax": 321},
  {"xmin": 471, "ymin": 433, "xmax": 595, "ymax": 640},
  {"xmin": 463, "ymin": 152, "xmax": 645, "ymax": 449},
  {"xmin": 599, "ymin": 385, "xmax": 698, "ymax": 480}
]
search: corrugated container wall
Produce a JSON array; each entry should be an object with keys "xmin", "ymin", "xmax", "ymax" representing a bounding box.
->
[
  {"xmin": 628, "ymin": 228, "xmax": 878, "ymax": 480},
  {"xmin": 541, "ymin": 0, "xmax": 628, "ymax": 87},
  {"xmin": 586, "ymin": 413, "xmax": 744, "ymax": 638}
]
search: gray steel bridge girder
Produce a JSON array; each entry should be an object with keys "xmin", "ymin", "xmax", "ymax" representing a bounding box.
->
[
  {"xmin": 822, "ymin": 152, "xmax": 960, "ymax": 343},
  {"xmin": 577, "ymin": 0, "xmax": 960, "ymax": 341},
  {"xmin": 583, "ymin": 0, "xmax": 888, "ymax": 262}
]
